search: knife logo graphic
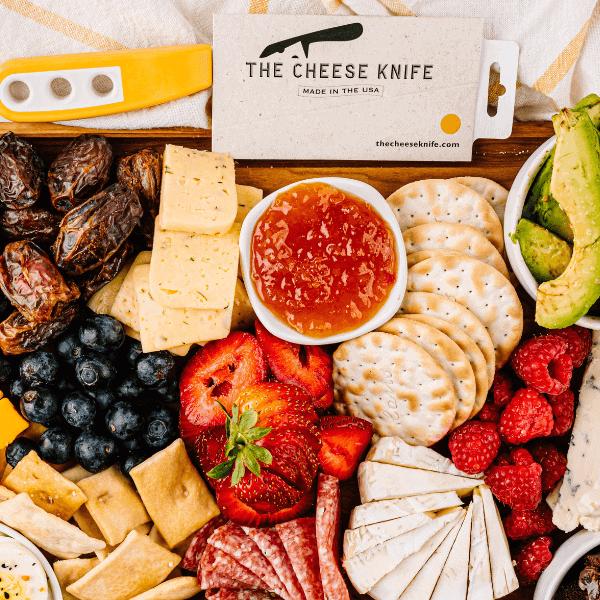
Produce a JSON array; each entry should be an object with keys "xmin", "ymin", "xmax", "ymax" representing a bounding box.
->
[{"xmin": 259, "ymin": 23, "xmax": 364, "ymax": 59}]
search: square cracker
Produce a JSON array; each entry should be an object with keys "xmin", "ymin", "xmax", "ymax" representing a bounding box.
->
[
  {"xmin": 0, "ymin": 485, "xmax": 15, "ymax": 501},
  {"xmin": 66, "ymin": 530, "xmax": 180, "ymax": 600},
  {"xmin": 95, "ymin": 522, "xmax": 152, "ymax": 561},
  {"xmin": 3, "ymin": 451, "xmax": 87, "ymax": 519},
  {"xmin": 131, "ymin": 439, "xmax": 220, "ymax": 548},
  {"xmin": 54, "ymin": 558, "xmax": 100, "ymax": 600},
  {"xmin": 78, "ymin": 466, "xmax": 150, "ymax": 546},
  {"xmin": 128, "ymin": 577, "xmax": 201, "ymax": 600}
]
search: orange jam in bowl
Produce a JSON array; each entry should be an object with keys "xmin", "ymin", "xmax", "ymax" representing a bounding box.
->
[{"xmin": 251, "ymin": 181, "xmax": 398, "ymax": 338}]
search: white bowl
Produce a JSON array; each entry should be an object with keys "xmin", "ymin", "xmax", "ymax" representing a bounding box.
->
[
  {"xmin": 0, "ymin": 523, "xmax": 63, "ymax": 600},
  {"xmin": 239, "ymin": 177, "xmax": 407, "ymax": 345},
  {"xmin": 504, "ymin": 136, "xmax": 600, "ymax": 329},
  {"xmin": 534, "ymin": 529, "xmax": 600, "ymax": 599}
]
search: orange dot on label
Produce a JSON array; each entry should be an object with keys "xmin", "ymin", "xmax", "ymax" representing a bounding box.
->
[{"xmin": 441, "ymin": 114, "xmax": 461, "ymax": 134}]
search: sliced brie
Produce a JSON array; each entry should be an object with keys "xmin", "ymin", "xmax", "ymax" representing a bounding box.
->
[
  {"xmin": 358, "ymin": 461, "xmax": 480, "ymax": 503},
  {"xmin": 344, "ymin": 512, "xmax": 433, "ymax": 559},
  {"xmin": 349, "ymin": 493, "xmax": 463, "ymax": 529},
  {"xmin": 467, "ymin": 490, "xmax": 493, "ymax": 600},
  {"xmin": 479, "ymin": 485, "xmax": 518, "ymax": 598},
  {"xmin": 546, "ymin": 478, "xmax": 562, "ymax": 511},
  {"xmin": 343, "ymin": 510, "xmax": 460, "ymax": 594},
  {"xmin": 367, "ymin": 437, "xmax": 483, "ymax": 479},
  {"xmin": 369, "ymin": 510, "xmax": 464, "ymax": 600},
  {"xmin": 431, "ymin": 502, "xmax": 473, "ymax": 600},
  {"xmin": 398, "ymin": 513, "xmax": 465, "ymax": 600}
]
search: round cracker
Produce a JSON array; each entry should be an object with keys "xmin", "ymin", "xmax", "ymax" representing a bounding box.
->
[
  {"xmin": 386, "ymin": 179, "xmax": 503, "ymax": 252},
  {"xmin": 333, "ymin": 331, "xmax": 456, "ymax": 446},
  {"xmin": 402, "ymin": 313, "xmax": 488, "ymax": 419},
  {"xmin": 403, "ymin": 223, "xmax": 509, "ymax": 278},
  {"xmin": 378, "ymin": 317, "xmax": 476, "ymax": 430},
  {"xmin": 450, "ymin": 177, "xmax": 508, "ymax": 224},
  {"xmin": 406, "ymin": 255, "xmax": 523, "ymax": 368}
]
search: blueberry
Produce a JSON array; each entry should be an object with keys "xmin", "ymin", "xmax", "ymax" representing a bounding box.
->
[
  {"xmin": 56, "ymin": 378, "xmax": 76, "ymax": 392},
  {"xmin": 20, "ymin": 351, "xmax": 60, "ymax": 387},
  {"xmin": 20, "ymin": 387, "xmax": 59, "ymax": 426},
  {"xmin": 0, "ymin": 357, "xmax": 12, "ymax": 383},
  {"xmin": 9, "ymin": 378, "xmax": 27, "ymax": 401},
  {"xmin": 120, "ymin": 452, "xmax": 148, "ymax": 479},
  {"xmin": 79, "ymin": 315, "xmax": 125, "ymax": 353},
  {"xmin": 75, "ymin": 353, "xmax": 116, "ymax": 389},
  {"xmin": 39, "ymin": 427, "xmax": 73, "ymax": 464},
  {"xmin": 74, "ymin": 430, "xmax": 118, "ymax": 473},
  {"xmin": 85, "ymin": 388, "xmax": 115, "ymax": 411},
  {"xmin": 115, "ymin": 375, "xmax": 146, "ymax": 404},
  {"xmin": 125, "ymin": 339, "xmax": 143, "ymax": 366},
  {"xmin": 156, "ymin": 379, "xmax": 179, "ymax": 404},
  {"xmin": 121, "ymin": 435, "xmax": 145, "ymax": 453},
  {"xmin": 6, "ymin": 437, "xmax": 38, "ymax": 467},
  {"xmin": 105, "ymin": 401, "xmax": 143, "ymax": 440},
  {"xmin": 134, "ymin": 352, "xmax": 176, "ymax": 388},
  {"xmin": 62, "ymin": 392, "xmax": 97, "ymax": 429},
  {"xmin": 56, "ymin": 331, "xmax": 87, "ymax": 365},
  {"xmin": 143, "ymin": 406, "xmax": 177, "ymax": 450}
]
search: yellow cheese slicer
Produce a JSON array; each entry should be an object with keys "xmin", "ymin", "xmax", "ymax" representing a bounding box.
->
[{"xmin": 0, "ymin": 44, "xmax": 212, "ymax": 122}]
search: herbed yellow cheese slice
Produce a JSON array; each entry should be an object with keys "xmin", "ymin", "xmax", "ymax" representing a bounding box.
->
[
  {"xmin": 149, "ymin": 222, "xmax": 240, "ymax": 310},
  {"xmin": 109, "ymin": 252, "xmax": 152, "ymax": 330},
  {"xmin": 133, "ymin": 265, "xmax": 232, "ymax": 352},
  {"xmin": 235, "ymin": 184, "xmax": 263, "ymax": 224},
  {"xmin": 87, "ymin": 258, "xmax": 134, "ymax": 315},
  {"xmin": 157, "ymin": 145, "xmax": 237, "ymax": 235}
]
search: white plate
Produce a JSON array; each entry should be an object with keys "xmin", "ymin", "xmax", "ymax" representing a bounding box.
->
[
  {"xmin": 504, "ymin": 136, "xmax": 600, "ymax": 329},
  {"xmin": 240, "ymin": 177, "xmax": 407, "ymax": 345}
]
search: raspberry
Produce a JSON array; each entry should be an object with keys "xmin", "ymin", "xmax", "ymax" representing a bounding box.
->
[
  {"xmin": 448, "ymin": 421, "xmax": 501, "ymax": 474},
  {"xmin": 515, "ymin": 536, "xmax": 553, "ymax": 584},
  {"xmin": 547, "ymin": 389, "xmax": 575, "ymax": 437},
  {"xmin": 498, "ymin": 388, "xmax": 554, "ymax": 444},
  {"xmin": 511, "ymin": 335, "xmax": 572, "ymax": 394},
  {"xmin": 478, "ymin": 401, "xmax": 501, "ymax": 423},
  {"xmin": 504, "ymin": 504, "xmax": 556, "ymax": 540},
  {"xmin": 485, "ymin": 449, "xmax": 542, "ymax": 510},
  {"xmin": 491, "ymin": 372, "xmax": 513, "ymax": 406},
  {"xmin": 530, "ymin": 443, "xmax": 567, "ymax": 491},
  {"xmin": 551, "ymin": 326, "xmax": 592, "ymax": 368}
]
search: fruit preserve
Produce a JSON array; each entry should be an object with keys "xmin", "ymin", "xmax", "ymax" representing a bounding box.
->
[{"xmin": 251, "ymin": 182, "xmax": 397, "ymax": 337}]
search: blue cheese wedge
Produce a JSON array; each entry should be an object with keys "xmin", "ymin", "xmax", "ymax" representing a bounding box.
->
[
  {"xmin": 467, "ymin": 490, "xmax": 493, "ymax": 600},
  {"xmin": 158, "ymin": 145, "xmax": 236, "ymax": 235},
  {"xmin": 133, "ymin": 265, "xmax": 231, "ymax": 352},
  {"xmin": 235, "ymin": 184, "xmax": 263, "ymax": 224},
  {"xmin": 149, "ymin": 223, "xmax": 240, "ymax": 310}
]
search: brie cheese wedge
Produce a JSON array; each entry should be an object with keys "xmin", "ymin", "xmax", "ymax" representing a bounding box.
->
[{"xmin": 467, "ymin": 490, "xmax": 493, "ymax": 600}]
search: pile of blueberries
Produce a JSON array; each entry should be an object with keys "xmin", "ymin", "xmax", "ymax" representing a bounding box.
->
[{"xmin": 5, "ymin": 314, "xmax": 179, "ymax": 475}]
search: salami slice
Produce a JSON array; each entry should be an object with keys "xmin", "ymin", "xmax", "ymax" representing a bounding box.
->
[
  {"xmin": 316, "ymin": 474, "xmax": 350, "ymax": 600},
  {"xmin": 200, "ymin": 570, "xmax": 256, "ymax": 591},
  {"xmin": 201, "ymin": 543, "xmax": 266, "ymax": 589},
  {"xmin": 243, "ymin": 526, "xmax": 306, "ymax": 600},
  {"xmin": 276, "ymin": 518, "xmax": 325, "ymax": 600},
  {"xmin": 209, "ymin": 522, "xmax": 288, "ymax": 598},
  {"xmin": 213, "ymin": 590, "xmax": 280, "ymax": 600},
  {"xmin": 182, "ymin": 514, "xmax": 227, "ymax": 573}
]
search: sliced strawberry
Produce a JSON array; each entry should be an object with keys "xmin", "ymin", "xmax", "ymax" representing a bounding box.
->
[
  {"xmin": 238, "ymin": 382, "xmax": 315, "ymax": 419},
  {"xmin": 318, "ymin": 415, "xmax": 373, "ymax": 481},
  {"xmin": 255, "ymin": 320, "xmax": 332, "ymax": 398},
  {"xmin": 217, "ymin": 486, "xmax": 315, "ymax": 527},
  {"xmin": 234, "ymin": 470, "xmax": 305, "ymax": 513},
  {"xmin": 314, "ymin": 383, "xmax": 333, "ymax": 410},
  {"xmin": 195, "ymin": 427, "xmax": 230, "ymax": 491},
  {"xmin": 180, "ymin": 332, "xmax": 268, "ymax": 444}
]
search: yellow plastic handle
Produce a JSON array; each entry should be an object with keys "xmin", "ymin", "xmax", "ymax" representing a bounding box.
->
[{"xmin": 0, "ymin": 44, "xmax": 212, "ymax": 122}]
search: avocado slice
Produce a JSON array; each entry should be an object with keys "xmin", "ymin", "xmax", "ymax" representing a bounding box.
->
[
  {"xmin": 515, "ymin": 218, "xmax": 572, "ymax": 282},
  {"xmin": 536, "ymin": 109, "xmax": 600, "ymax": 328}
]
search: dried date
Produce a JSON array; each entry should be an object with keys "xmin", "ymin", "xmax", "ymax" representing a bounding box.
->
[
  {"xmin": 47, "ymin": 134, "xmax": 113, "ymax": 212},
  {"xmin": 0, "ymin": 131, "xmax": 46, "ymax": 209},
  {"xmin": 0, "ymin": 302, "xmax": 79, "ymax": 355},
  {"xmin": 117, "ymin": 149, "xmax": 161, "ymax": 248},
  {"xmin": 0, "ymin": 240, "xmax": 80, "ymax": 322},
  {"xmin": 52, "ymin": 183, "xmax": 142, "ymax": 275},
  {"xmin": 0, "ymin": 206, "xmax": 61, "ymax": 244}
]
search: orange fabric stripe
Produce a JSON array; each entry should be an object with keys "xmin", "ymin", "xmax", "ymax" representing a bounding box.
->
[
  {"xmin": 533, "ymin": 19, "xmax": 590, "ymax": 95},
  {"xmin": 249, "ymin": 0, "xmax": 270, "ymax": 14},
  {"xmin": 322, "ymin": 0, "xmax": 343, "ymax": 13},
  {"xmin": 378, "ymin": 0, "xmax": 416, "ymax": 16},
  {"xmin": 0, "ymin": 0, "xmax": 126, "ymax": 51}
]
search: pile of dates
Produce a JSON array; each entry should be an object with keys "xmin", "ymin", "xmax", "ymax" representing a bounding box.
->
[{"xmin": 0, "ymin": 132, "xmax": 161, "ymax": 354}]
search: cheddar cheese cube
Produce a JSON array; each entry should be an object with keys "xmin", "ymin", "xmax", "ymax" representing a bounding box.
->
[{"xmin": 0, "ymin": 397, "xmax": 28, "ymax": 449}]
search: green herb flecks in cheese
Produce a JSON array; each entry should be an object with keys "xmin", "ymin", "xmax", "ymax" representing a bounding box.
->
[
  {"xmin": 157, "ymin": 145, "xmax": 237, "ymax": 235},
  {"xmin": 150, "ymin": 222, "xmax": 240, "ymax": 310}
]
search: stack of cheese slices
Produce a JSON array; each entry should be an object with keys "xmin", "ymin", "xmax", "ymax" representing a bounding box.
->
[
  {"xmin": 87, "ymin": 145, "xmax": 261, "ymax": 355},
  {"xmin": 344, "ymin": 437, "xmax": 518, "ymax": 600}
]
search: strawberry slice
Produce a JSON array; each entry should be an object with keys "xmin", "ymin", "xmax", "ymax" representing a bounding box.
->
[
  {"xmin": 234, "ymin": 470, "xmax": 306, "ymax": 513},
  {"xmin": 318, "ymin": 415, "xmax": 373, "ymax": 481},
  {"xmin": 195, "ymin": 427, "xmax": 230, "ymax": 491},
  {"xmin": 255, "ymin": 320, "xmax": 332, "ymax": 398},
  {"xmin": 217, "ymin": 486, "xmax": 315, "ymax": 527},
  {"xmin": 314, "ymin": 383, "xmax": 333, "ymax": 410},
  {"xmin": 179, "ymin": 332, "xmax": 268, "ymax": 446}
]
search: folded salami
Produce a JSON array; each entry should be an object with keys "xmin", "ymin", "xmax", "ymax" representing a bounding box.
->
[
  {"xmin": 182, "ymin": 514, "xmax": 227, "ymax": 573},
  {"xmin": 212, "ymin": 590, "xmax": 281, "ymax": 600},
  {"xmin": 201, "ymin": 544, "xmax": 266, "ymax": 590}
]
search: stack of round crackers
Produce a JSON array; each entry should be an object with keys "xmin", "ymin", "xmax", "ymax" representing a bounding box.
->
[{"xmin": 333, "ymin": 178, "xmax": 523, "ymax": 447}]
